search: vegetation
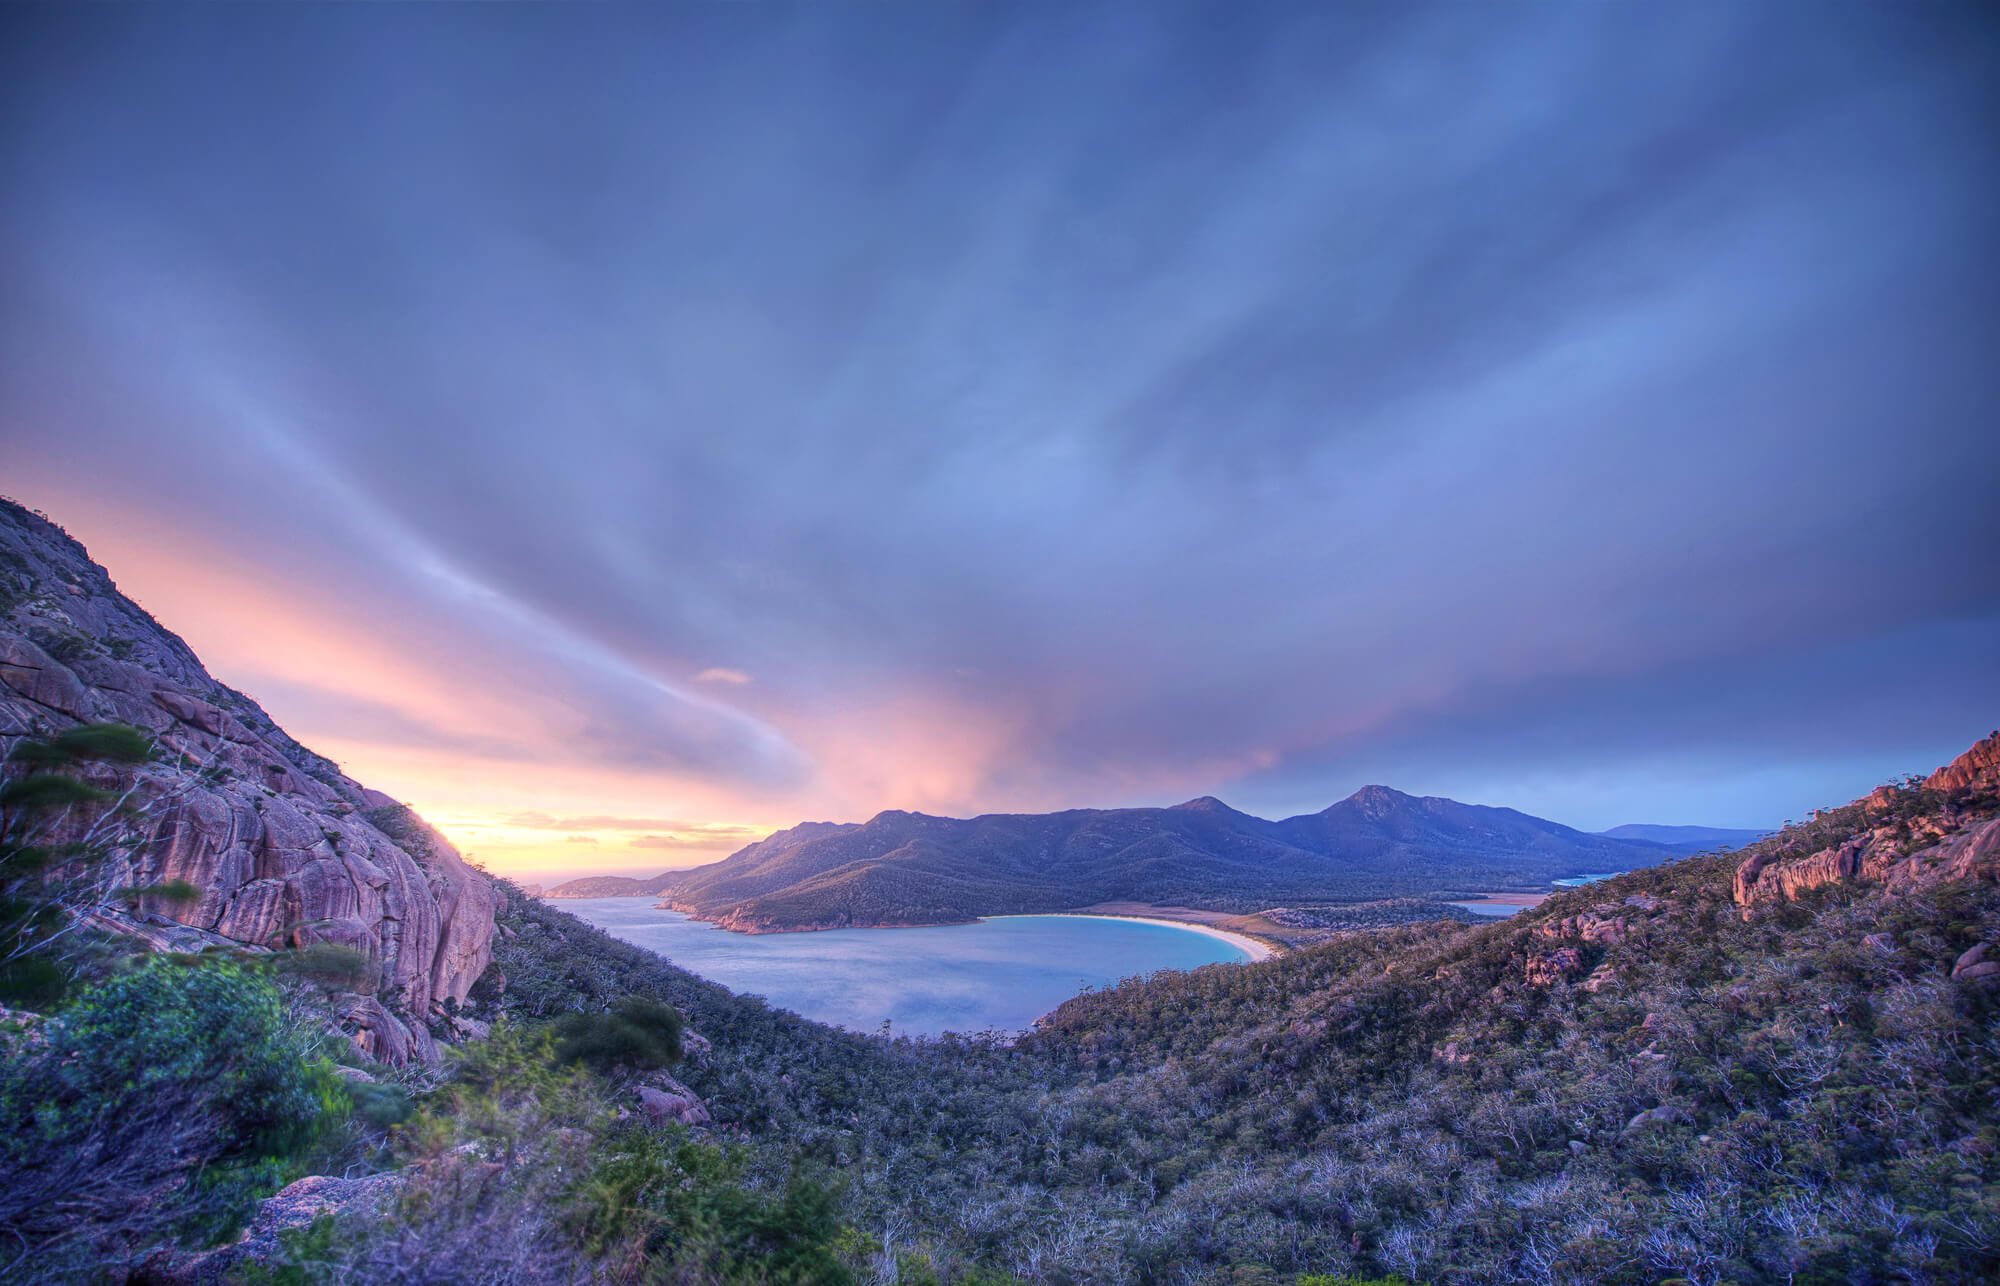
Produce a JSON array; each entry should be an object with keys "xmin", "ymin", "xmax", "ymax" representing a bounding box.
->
[
  {"xmin": 0, "ymin": 713, "xmax": 1992, "ymax": 1281},
  {"xmin": 477, "ymin": 772, "xmax": 2000, "ymax": 1283},
  {"xmin": 0, "ymin": 721, "xmax": 157, "ymax": 1006},
  {"xmin": 0, "ymin": 957, "xmax": 348, "ymax": 1278}
]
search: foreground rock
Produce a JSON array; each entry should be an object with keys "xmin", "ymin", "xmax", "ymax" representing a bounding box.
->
[
  {"xmin": 0, "ymin": 500, "xmax": 499, "ymax": 1062},
  {"xmin": 155, "ymin": 1171, "xmax": 406, "ymax": 1283}
]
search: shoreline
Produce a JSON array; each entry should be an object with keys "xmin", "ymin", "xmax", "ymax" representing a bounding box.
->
[
  {"xmin": 572, "ymin": 895, "xmax": 1285, "ymax": 960},
  {"xmin": 983, "ymin": 912, "xmax": 1280, "ymax": 962}
]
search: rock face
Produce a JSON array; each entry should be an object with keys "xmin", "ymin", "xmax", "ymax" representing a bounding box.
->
[
  {"xmin": 1733, "ymin": 732, "xmax": 2000, "ymax": 913},
  {"xmin": 0, "ymin": 500, "xmax": 498, "ymax": 1063},
  {"xmin": 1926, "ymin": 730, "xmax": 2000, "ymax": 797},
  {"xmin": 1524, "ymin": 947, "xmax": 1584, "ymax": 987}
]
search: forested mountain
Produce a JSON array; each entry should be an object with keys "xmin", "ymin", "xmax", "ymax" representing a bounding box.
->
[
  {"xmin": 651, "ymin": 787, "xmax": 1680, "ymax": 930},
  {"xmin": 542, "ymin": 871, "xmax": 680, "ymax": 899}
]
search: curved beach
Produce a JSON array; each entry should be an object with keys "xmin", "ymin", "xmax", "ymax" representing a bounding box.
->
[{"xmin": 984, "ymin": 912, "xmax": 1278, "ymax": 962}]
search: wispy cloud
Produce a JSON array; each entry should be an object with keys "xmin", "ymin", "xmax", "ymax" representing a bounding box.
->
[
  {"xmin": 631, "ymin": 831, "xmax": 760, "ymax": 851},
  {"xmin": 1, "ymin": 1, "xmax": 1994, "ymax": 855}
]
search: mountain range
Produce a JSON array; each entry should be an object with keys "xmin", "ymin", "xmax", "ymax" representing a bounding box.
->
[{"xmin": 550, "ymin": 787, "xmax": 1761, "ymax": 931}]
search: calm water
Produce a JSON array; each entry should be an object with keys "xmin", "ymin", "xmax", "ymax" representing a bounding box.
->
[
  {"xmin": 558, "ymin": 898, "xmax": 1249, "ymax": 1037},
  {"xmin": 1449, "ymin": 901, "xmax": 1525, "ymax": 918},
  {"xmin": 1451, "ymin": 872, "xmax": 1626, "ymax": 918}
]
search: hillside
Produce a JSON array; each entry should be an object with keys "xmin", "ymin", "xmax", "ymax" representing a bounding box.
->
[
  {"xmin": 0, "ymin": 499, "xmax": 498, "ymax": 1062},
  {"xmin": 1600, "ymin": 822, "xmax": 1770, "ymax": 848},
  {"xmin": 451, "ymin": 727, "xmax": 1997, "ymax": 1282},
  {"xmin": 653, "ymin": 788, "xmax": 1681, "ymax": 931},
  {"xmin": 542, "ymin": 872, "xmax": 679, "ymax": 899}
]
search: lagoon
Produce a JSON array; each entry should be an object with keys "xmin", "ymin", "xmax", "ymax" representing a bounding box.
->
[{"xmin": 558, "ymin": 898, "xmax": 1252, "ymax": 1037}]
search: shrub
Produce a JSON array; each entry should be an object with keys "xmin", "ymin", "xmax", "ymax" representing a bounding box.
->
[
  {"xmin": 0, "ymin": 957, "xmax": 345, "ymax": 1271},
  {"xmin": 573, "ymin": 1124, "xmax": 853, "ymax": 1283},
  {"xmin": 555, "ymin": 994, "xmax": 685, "ymax": 1075},
  {"xmin": 0, "ymin": 721, "xmax": 158, "ymax": 1006}
]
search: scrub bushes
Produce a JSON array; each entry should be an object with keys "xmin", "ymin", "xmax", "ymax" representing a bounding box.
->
[{"xmin": 0, "ymin": 956, "xmax": 346, "ymax": 1275}]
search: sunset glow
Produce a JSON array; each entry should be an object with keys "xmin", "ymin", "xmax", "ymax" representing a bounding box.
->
[{"xmin": 4, "ymin": 3, "xmax": 1996, "ymax": 885}]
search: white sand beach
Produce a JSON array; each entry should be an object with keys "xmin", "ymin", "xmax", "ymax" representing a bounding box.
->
[{"xmin": 984, "ymin": 913, "xmax": 1279, "ymax": 962}]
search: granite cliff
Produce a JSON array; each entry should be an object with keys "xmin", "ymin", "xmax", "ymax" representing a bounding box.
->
[
  {"xmin": 1733, "ymin": 730, "xmax": 2000, "ymax": 913},
  {"xmin": 0, "ymin": 500, "xmax": 498, "ymax": 1063}
]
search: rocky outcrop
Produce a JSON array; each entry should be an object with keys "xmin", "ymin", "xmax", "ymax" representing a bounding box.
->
[
  {"xmin": 1733, "ymin": 837, "xmax": 1869, "ymax": 906},
  {"xmin": 1733, "ymin": 733, "xmax": 2000, "ymax": 913},
  {"xmin": 1535, "ymin": 911, "xmax": 1632, "ymax": 946},
  {"xmin": 0, "ymin": 500, "xmax": 498, "ymax": 1063},
  {"xmin": 1925, "ymin": 730, "xmax": 2000, "ymax": 798},
  {"xmin": 1524, "ymin": 947, "xmax": 1584, "ymax": 987}
]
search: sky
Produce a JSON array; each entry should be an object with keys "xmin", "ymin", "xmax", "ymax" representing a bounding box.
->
[{"xmin": 3, "ymin": 3, "xmax": 1997, "ymax": 884}]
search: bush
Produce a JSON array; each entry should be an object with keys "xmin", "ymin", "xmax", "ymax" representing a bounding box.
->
[
  {"xmin": 0, "ymin": 721, "xmax": 158, "ymax": 1006},
  {"xmin": 574, "ymin": 1127, "xmax": 854, "ymax": 1284},
  {"xmin": 555, "ymin": 994, "xmax": 685, "ymax": 1075},
  {"xmin": 0, "ymin": 957, "xmax": 345, "ymax": 1271}
]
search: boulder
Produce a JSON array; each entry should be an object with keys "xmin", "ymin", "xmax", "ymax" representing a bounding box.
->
[
  {"xmin": 637, "ymin": 1076, "xmax": 712, "ymax": 1127},
  {"xmin": 157, "ymin": 1170, "xmax": 405, "ymax": 1283},
  {"xmin": 1951, "ymin": 942, "xmax": 1997, "ymax": 987},
  {"xmin": 1622, "ymin": 1105, "xmax": 1689, "ymax": 1134}
]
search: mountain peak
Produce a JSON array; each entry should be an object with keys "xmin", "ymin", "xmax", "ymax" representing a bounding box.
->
[
  {"xmin": 1172, "ymin": 795, "xmax": 1236, "ymax": 813},
  {"xmin": 1342, "ymin": 784, "xmax": 1413, "ymax": 808}
]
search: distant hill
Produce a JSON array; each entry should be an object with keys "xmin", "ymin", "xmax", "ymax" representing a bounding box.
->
[
  {"xmin": 654, "ymin": 786, "xmax": 1683, "ymax": 932},
  {"xmin": 1598, "ymin": 823, "xmax": 1770, "ymax": 850},
  {"xmin": 543, "ymin": 872, "xmax": 681, "ymax": 899}
]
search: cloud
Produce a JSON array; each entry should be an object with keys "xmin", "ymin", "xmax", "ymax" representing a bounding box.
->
[
  {"xmin": 499, "ymin": 811, "xmax": 747, "ymax": 834},
  {"xmin": 565, "ymin": 835, "xmax": 600, "ymax": 845},
  {"xmin": 1, "ymin": 1, "xmax": 1994, "ymax": 849},
  {"xmin": 631, "ymin": 830, "xmax": 760, "ymax": 851}
]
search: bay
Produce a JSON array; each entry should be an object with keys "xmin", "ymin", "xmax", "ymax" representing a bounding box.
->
[{"xmin": 558, "ymin": 898, "xmax": 1251, "ymax": 1037}]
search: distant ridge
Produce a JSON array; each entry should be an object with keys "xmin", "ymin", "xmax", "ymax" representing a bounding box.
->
[
  {"xmin": 542, "ymin": 872, "xmax": 680, "ymax": 899},
  {"xmin": 1599, "ymin": 823, "xmax": 1771, "ymax": 850},
  {"xmin": 619, "ymin": 785, "xmax": 1707, "ymax": 933}
]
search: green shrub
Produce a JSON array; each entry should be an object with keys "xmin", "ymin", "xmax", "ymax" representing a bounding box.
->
[
  {"xmin": 573, "ymin": 1126, "xmax": 853, "ymax": 1284},
  {"xmin": 555, "ymin": 993, "xmax": 685, "ymax": 1074},
  {"xmin": 0, "ymin": 957, "xmax": 345, "ymax": 1267}
]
